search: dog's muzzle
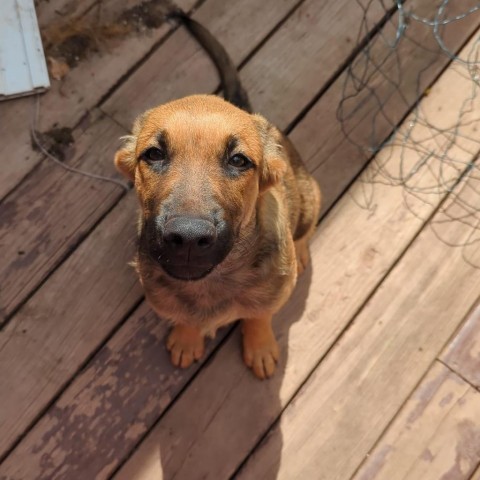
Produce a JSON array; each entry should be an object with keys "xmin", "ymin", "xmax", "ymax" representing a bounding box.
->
[{"xmin": 147, "ymin": 215, "xmax": 232, "ymax": 280}]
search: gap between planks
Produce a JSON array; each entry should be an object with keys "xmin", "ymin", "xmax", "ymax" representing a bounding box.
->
[{"xmin": 441, "ymin": 303, "xmax": 480, "ymax": 391}]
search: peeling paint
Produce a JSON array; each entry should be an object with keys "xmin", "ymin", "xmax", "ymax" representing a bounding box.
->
[{"xmin": 3, "ymin": 307, "xmax": 225, "ymax": 479}]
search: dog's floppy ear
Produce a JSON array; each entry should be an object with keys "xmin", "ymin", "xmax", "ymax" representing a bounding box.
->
[
  {"xmin": 253, "ymin": 114, "xmax": 287, "ymax": 191},
  {"xmin": 114, "ymin": 139, "xmax": 136, "ymax": 181},
  {"xmin": 113, "ymin": 113, "xmax": 147, "ymax": 182}
]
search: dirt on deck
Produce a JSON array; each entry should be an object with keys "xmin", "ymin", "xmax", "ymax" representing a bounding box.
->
[{"xmin": 42, "ymin": 0, "xmax": 178, "ymax": 70}]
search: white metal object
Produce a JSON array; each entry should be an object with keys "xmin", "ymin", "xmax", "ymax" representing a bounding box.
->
[{"xmin": 0, "ymin": 0, "xmax": 50, "ymax": 100}]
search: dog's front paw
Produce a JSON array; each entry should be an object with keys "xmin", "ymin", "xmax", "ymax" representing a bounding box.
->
[
  {"xmin": 166, "ymin": 324, "xmax": 205, "ymax": 368},
  {"xmin": 242, "ymin": 317, "xmax": 279, "ymax": 380}
]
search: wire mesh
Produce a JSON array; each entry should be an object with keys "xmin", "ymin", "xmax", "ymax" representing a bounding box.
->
[{"xmin": 337, "ymin": 0, "xmax": 480, "ymax": 265}]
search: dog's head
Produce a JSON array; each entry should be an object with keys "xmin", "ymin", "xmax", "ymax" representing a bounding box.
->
[{"xmin": 114, "ymin": 95, "xmax": 286, "ymax": 281}]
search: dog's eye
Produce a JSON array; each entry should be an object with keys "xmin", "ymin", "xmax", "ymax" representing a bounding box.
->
[
  {"xmin": 142, "ymin": 147, "xmax": 165, "ymax": 162},
  {"xmin": 228, "ymin": 154, "xmax": 251, "ymax": 169}
]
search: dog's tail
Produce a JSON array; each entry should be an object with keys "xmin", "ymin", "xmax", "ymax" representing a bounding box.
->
[{"xmin": 169, "ymin": 9, "xmax": 252, "ymax": 113}]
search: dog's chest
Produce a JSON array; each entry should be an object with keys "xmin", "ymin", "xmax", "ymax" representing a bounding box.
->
[{"xmin": 146, "ymin": 268, "xmax": 282, "ymax": 332}]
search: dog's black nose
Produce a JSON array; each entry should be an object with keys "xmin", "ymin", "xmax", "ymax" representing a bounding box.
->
[
  {"xmin": 163, "ymin": 217, "xmax": 217, "ymax": 254},
  {"xmin": 146, "ymin": 214, "xmax": 232, "ymax": 280}
]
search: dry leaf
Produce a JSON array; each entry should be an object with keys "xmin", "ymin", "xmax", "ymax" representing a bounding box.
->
[{"xmin": 48, "ymin": 56, "xmax": 70, "ymax": 81}]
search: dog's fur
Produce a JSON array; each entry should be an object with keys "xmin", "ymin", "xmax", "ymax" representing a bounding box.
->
[{"xmin": 114, "ymin": 15, "xmax": 321, "ymax": 379}]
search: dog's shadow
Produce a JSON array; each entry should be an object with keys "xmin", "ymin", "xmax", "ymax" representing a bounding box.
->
[{"xmin": 149, "ymin": 262, "xmax": 313, "ymax": 479}]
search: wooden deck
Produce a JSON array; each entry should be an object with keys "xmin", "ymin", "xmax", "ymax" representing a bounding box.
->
[{"xmin": 1, "ymin": 0, "xmax": 480, "ymax": 478}]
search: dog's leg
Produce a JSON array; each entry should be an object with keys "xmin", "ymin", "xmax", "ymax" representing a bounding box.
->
[
  {"xmin": 242, "ymin": 315, "xmax": 279, "ymax": 379},
  {"xmin": 167, "ymin": 324, "xmax": 205, "ymax": 368},
  {"xmin": 295, "ymin": 235, "xmax": 311, "ymax": 276},
  {"xmin": 295, "ymin": 176, "xmax": 321, "ymax": 276}
]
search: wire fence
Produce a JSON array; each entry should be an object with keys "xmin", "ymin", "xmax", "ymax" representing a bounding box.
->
[{"xmin": 338, "ymin": 0, "xmax": 480, "ymax": 265}]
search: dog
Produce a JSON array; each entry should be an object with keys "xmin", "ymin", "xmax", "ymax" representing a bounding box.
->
[{"xmin": 114, "ymin": 12, "xmax": 321, "ymax": 379}]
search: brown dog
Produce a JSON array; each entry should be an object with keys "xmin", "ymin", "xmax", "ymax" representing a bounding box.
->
[{"xmin": 114, "ymin": 14, "xmax": 321, "ymax": 379}]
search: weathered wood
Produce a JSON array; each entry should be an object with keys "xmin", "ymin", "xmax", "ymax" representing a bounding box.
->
[
  {"xmin": 35, "ymin": 0, "xmax": 99, "ymax": 28},
  {"xmin": 0, "ymin": 0, "xmax": 196, "ymax": 200},
  {"xmin": 0, "ymin": 302, "xmax": 230, "ymax": 479},
  {"xmin": 441, "ymin": 304, "xmax": 480, "ymax": 389},
  {"xmin": 0, "ymin": 192, "xmax": 142, "ymax": 457},
  {"xmin": 102, "ymin": 0, "xmax": 386, "ymax": 129},
  {"xmin": 353, "ymin": 362, "xmax": 480, "ymax": 480},
  {"xmin": 237, "ymin": 165, "xmax": 480, "ymax": 478},
  {"xmin": 113, "ymin": 34, "xmax": 480, "ymax": 480},
  {"xmin": 0, "ymin": 113, "xmax": 125, "ymax": 323}
]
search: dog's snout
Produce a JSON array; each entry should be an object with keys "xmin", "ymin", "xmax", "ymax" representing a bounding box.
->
[
  {"xmin": 145, "ymin": 214, "xmax": 232, "ymax": 280},
  {"xmin": 163, "ymin": 217, "xmax": 217, "ymax": 253}
]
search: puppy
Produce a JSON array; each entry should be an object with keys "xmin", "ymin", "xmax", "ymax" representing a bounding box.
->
[{"xmin": 114, "ymin": 14, "xmax": 321, "ymax": 379}]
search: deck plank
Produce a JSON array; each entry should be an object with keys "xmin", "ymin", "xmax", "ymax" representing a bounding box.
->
[
  {"xmin": 0, "ymin": 0, "xmax": 97, "ymax": 199},
  {"xmin": 0, "ymin": 302, "xmax": 229, "ymax": 479},
  {"xmin": 113, "ymin": 34, "xmax": 480, "ymax": 480},
  {"xmin": 0, "ymin": 0, "xmax": 196, "ymax": 200},
  {"xmin": 0, "ymin": 113, "xmax": 125, "ymax": 323},
  {"xmin": 35, "ymin": 0, "xmax": 99, "ymax": 28},
  {"xmin": 102, "ymin": 0, "xmax": 304, "ymax": 129},
  {"xmin": 102, "ymin": 0, "xmax": 387, "ymax": 130},
  {"xmin": 353, "ymin": 362, "xmax": 480, "ymax": 480},
  {"xmin": 0, "ymin": 192, "xmax": 142, "ymax": 458},
  {"xmin": 441, "ymin": 305, "xmax": 480, "ymax": 389}
]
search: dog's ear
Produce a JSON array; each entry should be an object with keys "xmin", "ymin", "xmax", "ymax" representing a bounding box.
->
[
  {"xmin": 253, "ymin": 114, "xmax": 287, "ymax": 191},
  {"xmin": 114, "ymin": 139, "xmax": 136, "ymax": 181},
  {"xmin": 113, "ymin": 113, "xmax": 148, "ymax": 182}
]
